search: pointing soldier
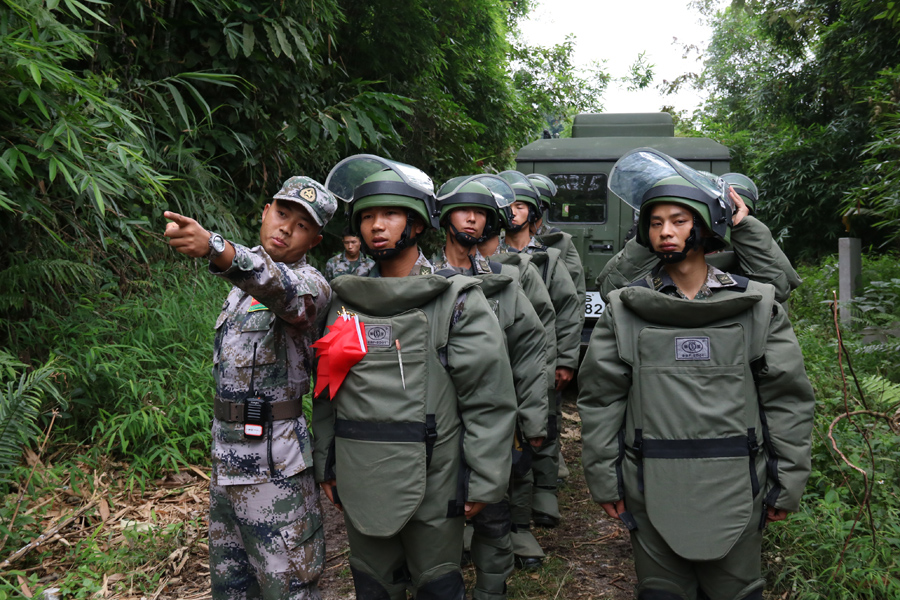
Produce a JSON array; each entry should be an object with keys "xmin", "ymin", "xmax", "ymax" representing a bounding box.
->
[{"xmin": 164, "ymin": 176, "xmax": 336, "ymax": 599}]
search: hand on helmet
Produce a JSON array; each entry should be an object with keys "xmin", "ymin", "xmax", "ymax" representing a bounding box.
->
[{"xmin": 730, "ymin": 187, "xmax": 749, "ymax": 226}]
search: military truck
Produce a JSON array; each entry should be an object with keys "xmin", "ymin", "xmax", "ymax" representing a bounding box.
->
[{"xmin": 514, "ymin": 112, "xmax": 731, "ymax": 343}]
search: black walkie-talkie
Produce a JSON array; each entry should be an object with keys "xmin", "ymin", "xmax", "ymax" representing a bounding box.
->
[{"xmin": 243, "ymin": 343, "xmax": 266, "ymax": 439}]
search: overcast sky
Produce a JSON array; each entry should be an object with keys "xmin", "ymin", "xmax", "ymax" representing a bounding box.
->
[{"xmin": 518, "ymin": 0, "xmax": 715, "ymax": 115}]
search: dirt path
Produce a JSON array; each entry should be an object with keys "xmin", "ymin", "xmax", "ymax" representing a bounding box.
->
[{"xmin": 5, "ymin": 397, "xmax": 636, "ymax": 599}]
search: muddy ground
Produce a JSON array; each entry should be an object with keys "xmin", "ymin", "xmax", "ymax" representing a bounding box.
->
[{"xmin": 5, "ymin": 396, "xmax": 636, "ymax": 599}]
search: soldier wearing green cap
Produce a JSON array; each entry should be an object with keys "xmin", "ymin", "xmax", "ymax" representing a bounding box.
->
[
  {"xmin": 314, "ymin": 155, "xmax": 518, "ymax": 600},
  {"xmin": 578, "ymin": 149, "xmax": 815, "ymax": 600},
  {"xmin": 432, "ymin": 175, "xmax": 549, "ymax": 600},
  {"xmin": 164, "ymin": 175, "xmax": 337, "ymax": 599}
]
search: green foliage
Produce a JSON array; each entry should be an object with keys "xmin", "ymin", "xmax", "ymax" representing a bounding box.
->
[
  {"xmin": 0, "ymin": 352, "xmax": 67, "ymax": 479},
  {"xmin": 687, "ymin": 0, "xmax": 900, "ymax": 259},
  {"xmin": 767, "ymin": 253, "xmax": 900, "ymax": 597},
  {"xmin": 509, "ymin": 36, "xmax": 610, "ymax": 139}
]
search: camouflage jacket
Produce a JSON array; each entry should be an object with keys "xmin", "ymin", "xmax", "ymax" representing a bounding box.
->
[
  {"xmin": 368, "ymin": 249, "xmax": 435, "ymax": 277},
  {"xmin": 324, "ymin": 253, "xmax": 375, "ymax": 282},
  {"xmin": 430, "ymin": 247, "xmax": 493, "ymax": 276},
  {"xmin": 210, "ymin": 244, "xmax": 331, "ymax": 486},
  {"xmin": 638, "ymin": 263, "xmax": 744, "ymax": 300}
]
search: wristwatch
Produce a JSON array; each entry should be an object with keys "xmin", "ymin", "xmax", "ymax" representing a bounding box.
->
[{"xmin": 207, "ymin": 232, "xmax": 226, "ymax": 260}]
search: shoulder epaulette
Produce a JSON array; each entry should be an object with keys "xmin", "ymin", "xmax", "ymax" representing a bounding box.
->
[
  {"xmin": 627, "ymin": 278, "xmax": 653, "ymax": 289},
  {"xmin": 488, "ymin": 261, "xmax": 502, "ymax": 274}
]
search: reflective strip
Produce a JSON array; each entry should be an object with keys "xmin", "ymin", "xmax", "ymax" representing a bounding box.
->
[{"xmin": 642, "ymin": 435, "xmax": 750, "ymax": 459}]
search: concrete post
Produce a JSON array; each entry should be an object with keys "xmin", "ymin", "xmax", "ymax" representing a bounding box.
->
[{"xmin": 839, "ymin": 238, "xmax": 862, "ymax": 326}]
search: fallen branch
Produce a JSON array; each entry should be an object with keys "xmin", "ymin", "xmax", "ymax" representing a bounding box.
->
[
  {"xmin": 0, "ymin": 410, "xmax": 59, "ymax": 551},
  {"xmin": 0, "ymin": 500, "xmax": 97, "ymax": 569}
]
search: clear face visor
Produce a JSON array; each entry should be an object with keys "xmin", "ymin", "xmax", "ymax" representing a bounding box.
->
[
  {"xmin": 526, "ymin": 173, "xmax": 558, "ymax": 197},
  {"xmin": 437, "ymin": 174, "xmax": 516, "ymax": 210},
  {"xmin": 609, "ymin": 148, "xmax": 734, "ymax": 237},
  {"xmin": 498, "ymin": 170, "xmax": 540, "ymax": 201},
  {"xmin": 325, "ymin": 154, "xmax": 435, "ymax": 203},
  {"xmin": 721, "ymin": 173, "xmax": 759, "ymax": 201}
]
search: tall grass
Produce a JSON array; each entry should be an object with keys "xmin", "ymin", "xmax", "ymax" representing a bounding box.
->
[{"xmin": 763, "ymin": 254, "xmax": 900, "ymax": 598}]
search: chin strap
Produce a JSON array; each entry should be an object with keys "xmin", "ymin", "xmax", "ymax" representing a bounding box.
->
[
  {"xmin": 364, "ymin": 211, "xmax": 422, "ymax": 261},
  {"xmin": 447, "ymin": 222, "xmax": 482, "ymax": 247}
]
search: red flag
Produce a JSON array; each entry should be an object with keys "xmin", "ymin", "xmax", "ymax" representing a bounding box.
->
[{"xmin": 313, "ymin": 315, "xmax": 368, "ymax": 399}]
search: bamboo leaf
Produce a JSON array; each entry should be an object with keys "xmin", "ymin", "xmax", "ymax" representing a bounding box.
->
[
  {"xmin": 263, "ymin": 23, "xmax": 281, "ymax": 58},
  {"xmin": 272, "ymin": 23, "xmax": 294, "ymax": 61},
  {"xmin": 242, "ymin": 23, "xmax": 255, "ymax": 58},
  {"xmin": 0, "ymin": 156, "xmax": 17, "ymax": 182},
  {"xmin": 29, "ymin": 63, "xmax": 42, "ymax": 86},
  {"xmin": 14, "ymin": 148, "xmax": 33, "ymax": 178},
  {"xmin": 29, "ymin": 91, "xmax": 50, "ymax": 120},
  {"xmin": 17, "ymin": 89, "xmax": 29, "ymax": 106},
  {"xmin": 91, "ymin": 179, "xmax": 105, "ymax": 215},
  {"xmin": 340, "ymin": 110, "xmax": 362, "ymax": 147},
  {"xmin": 285, "ymin": 21, "xmax": 312, "ymax": 65},
  {"xmin": 165, "ymin": 82, "xmax": 191, "ymax": 131},
  {"xmin": 48, "ymin": 157, "xmax": 58, "ymax": 182}
]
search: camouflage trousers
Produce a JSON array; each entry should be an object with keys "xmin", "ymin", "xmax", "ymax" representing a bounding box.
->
[{"xmin": 209, "ymin": 470, "xmax": 325, "ymax": 600}]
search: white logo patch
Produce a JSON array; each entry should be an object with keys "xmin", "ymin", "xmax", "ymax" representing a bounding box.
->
[
  {"xmin": 676, "ymin": 337, "xmax": 710, "ymax": 360},
  {"xmin": 365, "ymin": 324, "xmax": 392, "ymax": 347}
]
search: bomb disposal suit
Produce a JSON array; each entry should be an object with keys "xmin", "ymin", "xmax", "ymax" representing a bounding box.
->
[
  {"xmin": 528, "ymin": 173, "xmax": 587, "ymax": 309},
  {"xmin": 494, "ymin": 171, "xmax": 583, "ymax": 529},
  {"xmin": 578, "ymin": 150, "xmax": 815, "ymax": 600},
  {"xmin": 433, "ymin": 175, "xmax": 550, "ymax": 600},
  {"xmin": 314, "ymin": 156, "xmax": 518, "ymax": 600}
]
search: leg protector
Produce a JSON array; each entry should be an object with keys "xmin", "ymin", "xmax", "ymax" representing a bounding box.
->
[
  {"xmin": 472, "ymin": 502, "xmax": 511, "ymax": 539},
  {"xmin": 349, "ymin": 561, "xmax": 408, "ymax": 600},
  {"xmin": 727, "ymin": 580, "xmax": 765, "ymax": 600},
  {"xmin": 414, "ymin": 570, "xmax": 465, "ymax": 600},
  {"xmin": 638, "ymin": 590, "xmax": 687, "ymax": 600}
]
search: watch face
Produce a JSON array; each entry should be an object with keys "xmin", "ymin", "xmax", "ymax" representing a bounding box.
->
[{"xmin": 211, "ymin": 234, "xmax": 226, "ymax": 253}]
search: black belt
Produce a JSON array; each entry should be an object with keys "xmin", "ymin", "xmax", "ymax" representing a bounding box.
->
[
  {"xmin": 335, "ymin": 416, "xmax": 438, "ymax": 466},
  {"xmin": 214, "ymin": 397, "xmax": 304, "ymax": 422}
]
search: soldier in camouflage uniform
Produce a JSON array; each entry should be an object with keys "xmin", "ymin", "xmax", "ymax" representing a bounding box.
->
[
  {"xmin": 315, "ymin": 156, "xmax": 518, "ymax": 600},
  {"xmin": 324, "ymin": 227, "xmax": 375, "ymax": 281},
  {"xmin": 164, "ymin": 176, "xmax": 337, "ymax": 600},
  {"xmin": 433, "ymin": 176, "xmax": 549, "ymax": 600},
  {"xmin": 579, "ymin": 151, "xmax": 814, "ymax": 600}
]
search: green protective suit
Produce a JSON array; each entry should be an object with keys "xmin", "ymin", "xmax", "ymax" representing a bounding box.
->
[
  {"xmin": 468, "ymin": 266, "xmax": 548, "ymax": 600},
  {"xmin": 489, "ymin": 254, "xmax": 558, "ymax": 559},
  {"xmin": 597, "ymin": 216, "xmax": 802, "ymax": 305},
  {"xmin": 534, "ymin": 230, "xmax": 587, "ymax": 309},
  {"xmin": 313, "ymin": 274, "xmax": 518, "ymax": 599},
  {"xmin": 578, "ymin": 277, "xmax": 815, "ymax": 600}
]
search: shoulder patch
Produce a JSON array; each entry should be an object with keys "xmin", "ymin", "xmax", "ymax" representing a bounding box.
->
[
  {"xmin": 715, "ymin": 273, "xmax": 735, "ymax": 286},
  {"xmin": 248, "ymin": 297, "xmax": 269, "ymax": 312}
]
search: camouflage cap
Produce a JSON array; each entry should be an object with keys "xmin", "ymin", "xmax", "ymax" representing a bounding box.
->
[{"xmin": 272, "ymin": 176, "xmax": 337, "ymax": 227}]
